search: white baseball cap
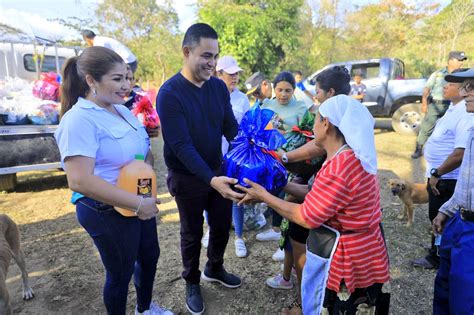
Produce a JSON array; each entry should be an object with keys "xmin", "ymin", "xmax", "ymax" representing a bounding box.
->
[{"xmin": 216, "ymin": 56, "xmax": 243, "ymax": 74}]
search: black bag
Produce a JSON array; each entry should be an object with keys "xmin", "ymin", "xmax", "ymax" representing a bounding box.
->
[{"xmin": 307, "ymin": 225, "xmax": 338, "ymax": 258}]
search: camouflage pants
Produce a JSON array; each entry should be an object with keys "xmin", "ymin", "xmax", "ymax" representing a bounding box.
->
[{"xmin": 416, "ymin": 102, "xmax": 450, "ymax": 146}]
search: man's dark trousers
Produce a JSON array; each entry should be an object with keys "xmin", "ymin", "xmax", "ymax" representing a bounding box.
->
[
  {"xmin": 167, "ymin": 170, "xmax": 232, "ymax": 284},
  {"xmin": 426, "ymin": 178, "xmax": 457, "ymax": 265}
]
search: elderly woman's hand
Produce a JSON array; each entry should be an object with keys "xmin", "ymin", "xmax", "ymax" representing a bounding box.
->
[{"xmin": 235, "ymin": 178, "xmax": 269, "ymax": 206}]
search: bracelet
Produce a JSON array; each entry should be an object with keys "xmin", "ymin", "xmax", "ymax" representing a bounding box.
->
[{"xmin": 135, "ymin": 196, "xmax": 144, "ymax": 215}]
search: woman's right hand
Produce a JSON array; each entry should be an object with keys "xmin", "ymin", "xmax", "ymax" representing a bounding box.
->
[{"xmin": 137, "ymin": 197, "xmax": 160, "ymax": 220}]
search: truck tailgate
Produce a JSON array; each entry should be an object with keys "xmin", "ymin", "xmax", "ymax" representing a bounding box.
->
[{"xmin": 0, "ymin": 125, "xmax": 61, "ymax": 174}]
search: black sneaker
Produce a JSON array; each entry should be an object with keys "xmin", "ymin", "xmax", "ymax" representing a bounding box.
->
[
  {"xmin": 411, "ymin": 256, "xmax": 439, "ymax": 270},
  {"xmin": 185, "ymin": 283, "xmax": 204, "ymax": 315},
  {"xmin": 201, "ymin": 267, "xmax": 242, "ymax": 288},
  {"xmin": 411, "ymin": 144, "xmax": 423, "ymax": 159}
]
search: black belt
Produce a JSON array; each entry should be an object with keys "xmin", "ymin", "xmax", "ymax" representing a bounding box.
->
[
  {"xmin": 460, "ymin": 207, "xmax": 474, "ymax": 222},
  {"xmin": 77, "ymin": 197, "xmax": 114, "ymax": 212}
]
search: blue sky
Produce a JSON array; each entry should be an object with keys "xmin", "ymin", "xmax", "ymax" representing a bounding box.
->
[
  {"xmin": 1, "ymin": 0, "xmax": 197, "ymax": 35},
  {"xmin": 1, "ymin": 0, "xmax": 97, "ymax": 24}
]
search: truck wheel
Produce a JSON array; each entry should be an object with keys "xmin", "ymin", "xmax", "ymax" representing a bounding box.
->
[
  {"xmin": 0, "ymin": 174, "xmax": 17, "ymax": 192},
  {"xmin": 391, "ymin": 103, "xmax": 423, "ymax": 136}
]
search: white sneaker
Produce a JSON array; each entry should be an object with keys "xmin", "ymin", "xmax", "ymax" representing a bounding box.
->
[
  {"xmin": 280, "ymin": 264, "xmax": 297, "ymax": 280},
  {"xmin": 234, "ymin": 238, "xmax": 247, "ymax": 258},
  {"xmin": 272, "ymin": 248, "xmax": 285, "ymax": 262},
  {"xmin": 256, "ymin": 228, "xmax": 281, "ymax": 241},
  {"xmin": 135, "ymin": 302, "xmax": 174, "ymax": 315},
  {"xmin": 265, "ymin": 273, "xmax": 293, "ymax": 290},
  {"xmin": 201, "ymin": 229, "xmax": 209, "ymax": 248}
]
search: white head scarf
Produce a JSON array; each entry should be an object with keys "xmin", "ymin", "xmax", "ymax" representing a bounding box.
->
[{"xmin": 319, "ymin": 95, "xmax": 377, "ymax": 174}]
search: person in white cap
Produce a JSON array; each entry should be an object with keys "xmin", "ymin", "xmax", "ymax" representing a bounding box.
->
[
  {"xmin": 216, "ymin": 56, "xmax": 250, "ymax": 144},
  {"xmin": 215, "ymin": 55, "xmax": 251, "ymax": 258},
  {"xmin": 236, "ymin": 95, "xmax": 390, "ymax": 314}
]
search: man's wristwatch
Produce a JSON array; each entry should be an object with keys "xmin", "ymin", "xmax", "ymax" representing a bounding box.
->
[
  {"xmin": 281, "ymin": 153, "xmax": 289, "ymax": 164},
  {"xmin": 430, "ymin": 168, "xmax": 441, "ymax": 178}
]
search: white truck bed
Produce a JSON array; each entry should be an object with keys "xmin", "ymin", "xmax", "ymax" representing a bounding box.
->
[{"xmin": 0, "ymin": 124, "xmax": 57, "ymax": 136}]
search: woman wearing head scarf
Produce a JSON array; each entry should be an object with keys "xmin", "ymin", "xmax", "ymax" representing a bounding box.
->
[
  {"xmin": 273, "ymin": 66, "xmax": 352, "ymax": 314},
  {"xmin": 237, "ymin": 95, "xmax": 390, "ymax": 314}
]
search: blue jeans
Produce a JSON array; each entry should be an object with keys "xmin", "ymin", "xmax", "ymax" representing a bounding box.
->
[
  {"xmin": 232, "ymin": 203, "xmax": 244, "ymax": 238},
  {"xmin": 433, "ymin": 211, "xmax": 474, "ymax": 315},
  {"xmin": 76, "ymin": 197, "xmax": 159, "ymax": 315}
]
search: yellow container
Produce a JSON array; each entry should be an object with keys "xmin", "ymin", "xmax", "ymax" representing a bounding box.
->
[{"xmin": 115, "ymin": 154, "xmax": 156, "ymax": 217}]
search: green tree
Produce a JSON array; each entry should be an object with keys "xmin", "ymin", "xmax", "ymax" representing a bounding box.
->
[
  {"xmin": 340, "ymin": 0, "xmax": 439, "ymax": 77},
  {"xmin": 295, "ymin": 0, "xmax": 346, "ymax": 73},
  {"xmin": 278, "ymin": 1, "xmax": 335, "ymax": 76},
  {"xmin": 426, "ymin": 0, "xmax": 474, "ymax": 66},
  {"xmin": 51, "ymin": 17, "xmax": 96, "ymax": 46},
  {"xmin": 278, "ymin": 2, "xmax": 315, "ymax": 73},
  {"xmin": 95, "ymin": 0, "xmax": 182, "ymax": 85},
  {"xmin": 198, "ymin": 0, "xmax": 304, "ymax": 79}
]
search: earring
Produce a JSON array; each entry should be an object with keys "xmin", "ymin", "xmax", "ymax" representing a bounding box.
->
[{"xmin": 92, "ymin": 89, "xmax": 97, "ymax": 97}]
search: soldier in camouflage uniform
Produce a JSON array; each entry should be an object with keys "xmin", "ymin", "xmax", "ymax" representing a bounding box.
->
[{"xmin": 412, "ymin": 51, "xmax": 467, "ymax": 159}]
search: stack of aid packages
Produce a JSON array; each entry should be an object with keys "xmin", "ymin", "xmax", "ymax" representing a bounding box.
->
[
  {"xmin": 0, "ymin": 72, "xmax": 60, "ymax": 125},
  {"xmin": 29, "ymin": 72, "xmax": 61, "ymax": 124}
]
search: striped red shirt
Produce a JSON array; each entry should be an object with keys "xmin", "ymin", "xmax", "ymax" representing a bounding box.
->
[{"xmin": 301, "ymin": 150, "xmax": 390, "ymax": 293}]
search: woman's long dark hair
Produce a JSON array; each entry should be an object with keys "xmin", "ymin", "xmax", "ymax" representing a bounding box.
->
[{"xmin": 60, "ymin": 46, "xmax": 124, "ymax": 116}]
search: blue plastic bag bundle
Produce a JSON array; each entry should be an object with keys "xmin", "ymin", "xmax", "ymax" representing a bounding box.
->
[{"xmin": 223, "ymin": 105, "xmax": 288, "ymax": 195}]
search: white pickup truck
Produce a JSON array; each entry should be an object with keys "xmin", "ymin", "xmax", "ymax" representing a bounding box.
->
[{"xmin": 0, "ymin": 41, "xmax": 79, "ymax": 190}]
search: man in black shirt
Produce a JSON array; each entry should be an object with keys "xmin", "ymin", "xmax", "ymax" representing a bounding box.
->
[{"xmin": 157, "ymin": 23, "xmax": 243, "ymax": 315}]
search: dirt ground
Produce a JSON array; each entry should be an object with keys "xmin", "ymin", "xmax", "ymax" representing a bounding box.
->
[{"xmin": 2, "ymin": 128, "xmax": 437, "ymax": 315}]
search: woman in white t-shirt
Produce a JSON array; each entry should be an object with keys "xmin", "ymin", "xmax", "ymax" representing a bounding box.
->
[{"xmin": 55, "ymin": 47, "xmax": 171, "ymax": 315}]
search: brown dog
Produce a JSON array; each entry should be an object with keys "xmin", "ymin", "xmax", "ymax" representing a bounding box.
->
[
  {"xmin": 0, "ymin": 214, "xmax": 34, "ymax": 315},
  {"xmin": 388, "ymin": 178, "xmax": 429, "ymax": 227}
]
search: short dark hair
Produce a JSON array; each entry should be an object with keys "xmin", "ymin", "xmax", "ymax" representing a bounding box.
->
[
  {"xmin": 316, "ymin": 66, "xmax": 351, "ymax": 95},
  {"xmin": 81, "ymin": 29, "xmax": 96, "ymax": 39},
  {"xmin": 182, "ymin": 23, "xmax": 218, "ymax": 48},
  {"xmin": 294, "ymin": 70, "xmax": 303, "ymax": 76},
  {"xmin": 273, "ymin": 71, "xmax": 296, "ymax": 89}
]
